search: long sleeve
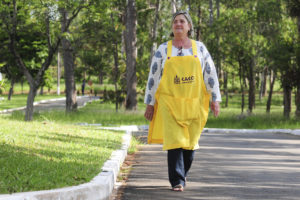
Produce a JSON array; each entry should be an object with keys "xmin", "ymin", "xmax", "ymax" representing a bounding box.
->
[
  {"xmin": 144, "ymin": 44, "xmax": 166, "ymax": 105},
  {"xmin": 198, "ymin": 42, "xmax": 222, "ymax": 102}
]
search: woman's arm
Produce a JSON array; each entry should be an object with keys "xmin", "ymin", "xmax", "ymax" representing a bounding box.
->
[
  {"xmin": 198, "ymin": 42, "xmax": 221, "ymax": 117},
  {"xmin": 144, "ymin": 45, "xmax": 165, "ymax": 106},
  {"xmin": 144, "ymin": 44, "xmax": 166, "ymax": 120}
]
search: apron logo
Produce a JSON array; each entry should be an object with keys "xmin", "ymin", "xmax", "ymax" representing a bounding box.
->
[
  {"xmin": 174, "ymin": 75, "xmax": 195, "ymax": 84},
  {"xmin": 174, "ymin": 75, "xmax": 181, "ymax": 84}
]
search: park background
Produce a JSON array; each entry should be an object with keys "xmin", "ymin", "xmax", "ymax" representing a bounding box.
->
[{"xmin": 0, "ymin": 0, "xmax": 300, "ymax": 194}]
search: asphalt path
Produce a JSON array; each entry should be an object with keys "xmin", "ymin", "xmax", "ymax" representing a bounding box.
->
[
  {"xmin": 118, "ymin": 131, "xmax": 300, "ymax": 200},
  {"xmin": 33, "ymin": 96, "xmax": 99, "ymax": 111},
  {"xmin": 1, "ymin": 96, "xmax": 99, "ymax": 113}
]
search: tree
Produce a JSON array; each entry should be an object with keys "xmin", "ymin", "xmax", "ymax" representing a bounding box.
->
[
  {"xmin": 125, "ymin": 0, "xmax": 138, "ymax": 110},
  {"xmin": 59, "ymin": 0, "xmax": 92, "ymax": 112},
  {"xmin": 1, "ymin": 0, "xmax": 88, "ymax": 120},
  {"xmin": 256, "ymin": 0, "xmax": 282, "ymax": 113},
  {"xmin": 285, "ymin": 0, "xmax": 300, "ymax": 118}
]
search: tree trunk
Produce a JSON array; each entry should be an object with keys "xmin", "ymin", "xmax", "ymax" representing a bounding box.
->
[
  {"xmin": 296, "ymin": 16, "xmax": 300, "ymax": 118},
  {"xmin": 266, "ymin": 70, "xmax": 276, "ymax": 113},
  {"xmin": 60, "ymin": 8, "xmax": 77, "ymax": 112},
  {"xmin": 259, "ymin": 67, "xmax": 268, "ymax": 100},
  {"xmin": 125, "ymin": 0, "xmax": 137, "ymax": 110},
  {"xmin": 149, "ymin": 0, "xmax": 159, "ymax": 64},
  {"xmin": 216, "ymin": 0, "xmax": 221, "ymax": 79},
  {"xmin": 113, "ymin": 42, "xmax": 119, "ymax": 112},
  {"xmin": 111, "ymin": 13, "xmax": 120, "ymax": 112},
  {"xmin": 248, "ymin": 58, "xmax": 256, "ymax": 113},
  {"xmin": 99, "ymin": 70, "xmax": 103, "ymax": 84},
  {"xmin": 8, "ymin": 79, "xmax": 15, "ymax": 101},
  {"xmin": 283, "ymin": 85, "xmax": 292, "ymax": 119},
  {"xmin": 239, "ymin": 59, "xmax": 245, "ymax": 114},
  {"xmin": 259, "ymin": 67, "xmax": 268, "ymax": 101},
  {"xmin": 209, "ymin": 0, "xmax": 213, "ymax": 26},
  {"xmin": 40, "ymin": 86, "xmax": 44, "ymax": 95},
  {"xmin": 259, "ymin": 72, "xmax": 263, "ymax": 101},
  {"xmin": 232, "ymin": 73, "xmax": 235, "ymax": 90},
  {"xmin": 196, "ymin": 3, "xmax": 202, "ymax": 41},
  {"xmin": 295, "ymin": 82, "xmax": 300, "ymax": 118},
  {"xmin": 171, "ymin": 0, "xmax": 176, "ymax": 14},
  {"xmin": 262, "ymin": 66, "xmax": 268, "ymax": 97},
  {"xmin": 57, "ymin": 51, "xmax": 61, "ymax": 95},
  {"xmin": 224, "ymin": 71, "xmax": 228, "ymax": 107},
  {"xmin": 25, "ymin": 85, "xmax": 38, "ymax": 121}
]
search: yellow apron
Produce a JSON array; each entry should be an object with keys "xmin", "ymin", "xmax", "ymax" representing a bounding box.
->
[{"xmin": 148, "ymin": 40, "xmax": 210, "ymax": 150}]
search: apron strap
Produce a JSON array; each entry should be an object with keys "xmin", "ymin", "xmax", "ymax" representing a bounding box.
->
[
  {"xmin": 167, "ymin": 40, "xmax": 173, "ymax": 59},
  {"xmin": 191, "ymin": 40, "xmax": 197, "ymax": 56},
  {"xmin": 167, "ymin": 39, "xmax": 197, "ymax": 58}
]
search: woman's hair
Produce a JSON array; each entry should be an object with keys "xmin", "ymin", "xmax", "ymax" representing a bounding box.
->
[{"xmin": 170, "ymin": 10, "xmax": 194, "ymax": 37}]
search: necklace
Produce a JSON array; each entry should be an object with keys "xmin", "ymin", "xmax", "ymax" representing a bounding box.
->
[
  {"xmin": 177, "ymin": 46, "xmax": 183, "ymax": 56},
  {"xmin": 173, "ymin": 38, "xmax": 191, "ymax": 49}
]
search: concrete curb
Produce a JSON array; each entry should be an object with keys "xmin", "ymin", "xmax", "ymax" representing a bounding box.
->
[{"xmin": 0, "ymin": 126, "xmax": 138, "ymax": 200}]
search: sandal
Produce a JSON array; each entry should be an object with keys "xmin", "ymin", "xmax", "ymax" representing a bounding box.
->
[{"xmin": 172, "ymin": 184, "xmax": 184, "ymax": 192}]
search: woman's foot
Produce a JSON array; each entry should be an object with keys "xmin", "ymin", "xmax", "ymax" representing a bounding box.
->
[{"xmin": 172, "ymin": 184, "xmax": 184, "ymax": 192}]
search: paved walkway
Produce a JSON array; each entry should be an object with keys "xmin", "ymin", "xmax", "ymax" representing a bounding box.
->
[
  {"xmin": 0, "ymin": 96, "xmax": 99, "ymax": 113},
  {"xmin": 118, "ymin": 131, "xmax": 300, "ymax": 200},
  {"xmin": 33, "ymin": 96, "xmax": 99, "ymax": 111}
]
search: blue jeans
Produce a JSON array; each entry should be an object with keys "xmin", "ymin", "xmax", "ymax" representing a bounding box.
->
[{"xmin": 167, "ymin": 148, "xmax": 195, "ymax": 187}]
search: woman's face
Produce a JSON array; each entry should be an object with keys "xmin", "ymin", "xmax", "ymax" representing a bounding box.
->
[{"xmin": 172, "ymin": 14, "xmax": 191, "ymax": 37}]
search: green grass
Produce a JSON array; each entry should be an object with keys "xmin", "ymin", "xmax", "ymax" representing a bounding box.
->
[
  {"xmin": 6, "ymin": 93, "xmax": 300, "ymax": 129},
  {"xmin": 9, "ymin": 101, "xmax": 148, "ymax": 126},
  {"xmin": 206, "ymin": 93, "xmax": 300, "ymax": 129},
  {"xmin": 0, "ymin": 94, "xmax": 64, "ymax": 111},
  {"xmin": 0, "ymin": 117, "xmax": 123, "ymax": 194},
  {"xmin": 206, "ymin": 112, "xmax": 300, "ymax": 129},
  {"xmin": 3, "ymin": 92, "xmax": 300, "ymax": 129},
  {"xmin": 0, "ymin": 100, "xmax": 146, "ymax": 194},
  {"xmin": 128, "ymin": 136, "xmax": 144, "ymax": 154},
  {"xmin": 0, "ymin": 80, "xmax": 115, "ymax": 96}
]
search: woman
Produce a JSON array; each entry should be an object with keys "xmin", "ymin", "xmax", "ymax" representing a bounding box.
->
[{"xmin": 144, "ymin": 11, "xmax": 221, "ymax": 191}]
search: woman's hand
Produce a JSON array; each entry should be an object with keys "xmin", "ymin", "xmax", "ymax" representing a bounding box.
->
[
  {"xmin": 210, "ymin": 101, "xmax": 220, "ymax": 117},
  {"xmin": 144, "ymin": 105, "xmax": 154, "ymax": 121}
]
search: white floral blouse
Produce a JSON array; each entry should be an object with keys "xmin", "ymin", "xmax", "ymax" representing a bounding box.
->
[{"xmin": 144, "ymin": 41, "xmax": 221, "ymax": 106}]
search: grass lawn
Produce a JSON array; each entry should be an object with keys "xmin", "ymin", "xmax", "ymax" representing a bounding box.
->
[
  {"xmin": 0, "ymin": 117, "xmax": 123, "ymax": 194},
  {"xmin": 206, "ymin": 93, "xmax": 300, "ymax": 129},
  {"xmin": 9, "ymin": 100, "xmax": 149, "ymax": 126},
  {"xmin": 2, "ymin": 92, "xmax": 300, "ymax": 129}
]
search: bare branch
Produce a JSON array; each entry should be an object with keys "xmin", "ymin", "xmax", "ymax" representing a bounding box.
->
[{"xmin": 137, "ymin": 6, "xmax": 156, "ymax": 13}]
